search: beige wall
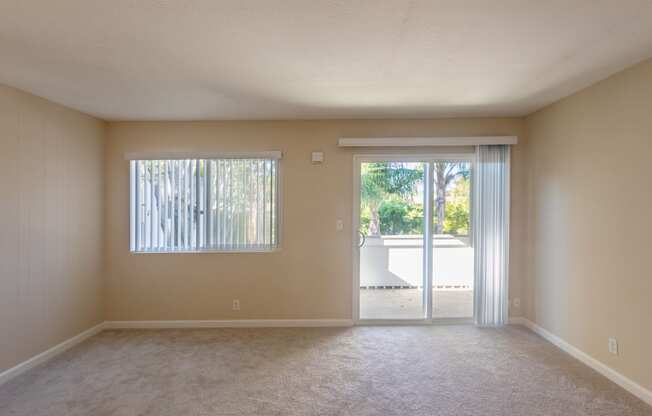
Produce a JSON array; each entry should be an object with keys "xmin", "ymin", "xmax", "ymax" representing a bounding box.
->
[
  {"xmin": 0, "ymin": 85, "xmax": 105, "ymax": 372},
  {"xmin": 105, "ymin": 119, "xmax": 528, "ymax": 321},
  {"xmin": 525, "ymin": 58, "xmax": 652, "ymax": 390}
]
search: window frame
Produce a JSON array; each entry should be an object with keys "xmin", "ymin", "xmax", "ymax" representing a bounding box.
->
[
  {"xmin": 128, "ymin": 153, "xmax": 283, "ymax": 254},
  {"xmin": 352, "ymin": 152, "xmax": 475, "ymax": 324}
]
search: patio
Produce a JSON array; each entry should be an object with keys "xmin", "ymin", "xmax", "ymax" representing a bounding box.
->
[
  {"xmin": 360, "ymin": 289, "xmax": 473, "ymax": 319},
  {"xmin": 360, "ymin": 235, "xmax": 473, "ymax": 319}
]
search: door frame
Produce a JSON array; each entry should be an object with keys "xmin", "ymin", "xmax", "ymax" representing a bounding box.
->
[{"xmin": 352, "ymin": 153, "xmax": 475, "ymax": 325}]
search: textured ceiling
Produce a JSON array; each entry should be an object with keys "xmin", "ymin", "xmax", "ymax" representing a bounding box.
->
[{"xmin": 1, "ymin": 0, "xmax": 652, "ymax": 120}]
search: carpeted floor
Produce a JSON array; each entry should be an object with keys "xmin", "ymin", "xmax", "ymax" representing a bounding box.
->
[{"xmin": 0, "ymin": 326, "xmax": 650, "ymax": 416}]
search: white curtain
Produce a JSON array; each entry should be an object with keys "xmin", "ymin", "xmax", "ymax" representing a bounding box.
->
[{"xmin": 473, "ymin": 145, "xmax": 510, "ymax": 326}]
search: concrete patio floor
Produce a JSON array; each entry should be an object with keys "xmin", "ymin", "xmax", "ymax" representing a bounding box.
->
[{"xmin": 360, "ymin": 289, "xmax": 473, "ymax": 319}]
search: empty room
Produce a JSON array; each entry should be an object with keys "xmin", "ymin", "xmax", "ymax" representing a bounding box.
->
[{"xmin": 1, "ymin": 1, "xmax": 651, "ymax": 415}]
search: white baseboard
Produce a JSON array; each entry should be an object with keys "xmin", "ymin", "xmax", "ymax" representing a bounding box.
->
[
  {"xmin": 104, "ymin": 319, "xmax": 354, "ymax": 329},
  {"xmin": 0, "ymin": 322, "xmax": 106, "ymax": 386},
  {"xmin": 514, "ymin": 318, "xmax": 652, "ymax": 407}
]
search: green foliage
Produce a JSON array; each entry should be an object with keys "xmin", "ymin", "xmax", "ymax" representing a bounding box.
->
[
  {"xmin": 360, "ymin": 163, "xmax": 471, "ymax": 237},
  {"xmin": 359, "ymin": 199, "xmax": 423, "ymax": 235},
  {"xmin": 443, "ymin": 201, "xmax": 469, "ymax": 235},
  {"xmin": 361, "ymin": 163, "xmax": 423, "ymax": 203},
  {"xmin": 359, "ymin": 208, "xmax": 371, "ymax": 235},
  {"xmin": 378, "ymin": 199, "xmax": 423, "ymax": 235},
  {"xmin": 361, "ymin": 162, "xmax": 423, "ymax": 235},
  {"xmin": 442, "ymin": 176, "xmax": 470, "ymax": 235}
]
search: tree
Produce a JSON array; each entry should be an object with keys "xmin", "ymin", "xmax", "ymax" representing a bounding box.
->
[
  {"xmin": 433, "ymin": 162, "xmax": 470, "ymax": 234},
  {"xmin": 360, "ymin": 162, "xmax": 470, "ymax": 237},
  {"xmin": 443, "ymin": 176, "xmax": 470, "ymax": 235},
  {"xmin": 361, "ymin": 163, "xmax": 421, "ymax": 236},
  {"xmin": 378, "ymin": 199, "xmax": 423, "ymax": 235}
]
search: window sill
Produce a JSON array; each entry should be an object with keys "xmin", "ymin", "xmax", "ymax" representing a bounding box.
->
[{"xmin": 130, "ymin": 248, "xmax": 281, "ymax": 254}]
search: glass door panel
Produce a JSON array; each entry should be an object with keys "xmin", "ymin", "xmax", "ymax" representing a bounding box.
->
[
  {"xmin": 432, "ymin": 161, "xmax": 474, "ymax": 318},
  {"xmin": 359, "ymin": 161, "xmax": 426, "ymax": 319}
]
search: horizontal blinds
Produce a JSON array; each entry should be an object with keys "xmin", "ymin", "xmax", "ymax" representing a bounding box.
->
[{"xmin": 130, "ymin": 158, "xmax": 278, "ymax": 252}]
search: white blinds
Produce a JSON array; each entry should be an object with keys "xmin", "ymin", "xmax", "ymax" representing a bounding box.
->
[
  {"xmin": 130, "ymin": 158, "xmax": 279, "ymax": 252},
  {"xmin": 473, "ymin": 145, "xmax": 510, "ymax": 326}
]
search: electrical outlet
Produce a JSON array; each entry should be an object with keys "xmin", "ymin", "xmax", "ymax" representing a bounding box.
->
[
  {"xmin": 336, "ymin": 219, "xmax": 344, "ymax": 231},
  {"xmin": 513, "ymin": 298, "xmax": 521, "ymax": 308},
  {"xmin": 311, "ymin": 151, "xmax": 324, "ymax": 164},
  {"xmin": 232, "ymin": 299, "xmax": 240, "ymax": 311},
  {"xmin": 608, "ymin": 338, "xmax": 618, "ymax": 355}
]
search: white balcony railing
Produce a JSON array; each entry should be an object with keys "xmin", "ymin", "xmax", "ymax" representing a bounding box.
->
[{"xmin": 360, "ymin": 235, "xmax": 473, "ymax": 289}]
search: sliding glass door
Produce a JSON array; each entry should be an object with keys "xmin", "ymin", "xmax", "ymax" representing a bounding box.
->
[
  {"xmin": 431, "ymin": 161, "xmax": 473, "ymax": 319},
  {"xmin": 355, "ymin": 155, "xmax": 473, "ymax": 322},
  {"xmin": 358, "ymin": 161, "xmax": 426, "ymax": 319}
]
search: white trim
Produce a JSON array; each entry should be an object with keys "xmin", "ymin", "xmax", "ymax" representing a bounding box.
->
[
  {"xmin": 513, "ymin": 318, "xmax": 652, "ymax": 407},
  {"xmin": 104, "ymin": 319, "xmax": 354, "ymax": 329},
  {"xmin": 356, "ymin": 319, "xmax": 431, "ymax": 326},
  {"xmin": 130, "ymin": 248, "xmax": 281, "ymax": 254},
  {"xmin": 356, "ymin": 318, "xmax": 473, "ymax": 326},
  {"xmin": 339, "ymin": 136, "xmax": 517, "ymax": 147},
  {"xmin": 276, "ymin": 155, "xmax": 284, "ymax": 249},
  {"xmin": 351, "ymin": 157, "xmax": 361, "ymax": 323},
  {"xmin": 423, "ymin": 162, "xmax": 434, "ymax": 320},
  {"xmin": 355, "ymin": 153, "xmax": 473, "ymax": 163},
  {"xmin": 124, "ymin": 151, "xmax": 283, "ymax": 160},
  {"xmin": 0, "ymin": 322, "xmax": 106, "ymax": 386}
]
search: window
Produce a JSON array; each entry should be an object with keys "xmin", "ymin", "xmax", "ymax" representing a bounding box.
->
[{"xmin": 130, "ymin": 156, "xmax": 279, "ymax": 252}]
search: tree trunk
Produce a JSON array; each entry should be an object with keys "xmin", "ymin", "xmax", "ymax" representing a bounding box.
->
[
  {"xmin": 434, "ymin": 163, "xmax": 446, "ymax": 234},
  {"xmin": 369, "ymin": 204, "xmax": 381, "ymax": 236}
]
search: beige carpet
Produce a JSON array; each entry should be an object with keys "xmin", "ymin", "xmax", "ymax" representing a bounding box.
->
[{"xmin": 0, "ymin": 326, "xmax": 650, "ymax": 415}]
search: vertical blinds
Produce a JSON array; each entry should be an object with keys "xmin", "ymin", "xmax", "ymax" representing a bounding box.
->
[{"xmin": 130, "ymin": 158, "xmax": 279, "ymax": 252}]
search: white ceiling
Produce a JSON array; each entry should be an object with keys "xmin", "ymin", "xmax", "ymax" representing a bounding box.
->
[{"xmin": 1, "ymin": 0, "xmax": 652, "ymax": 121}]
